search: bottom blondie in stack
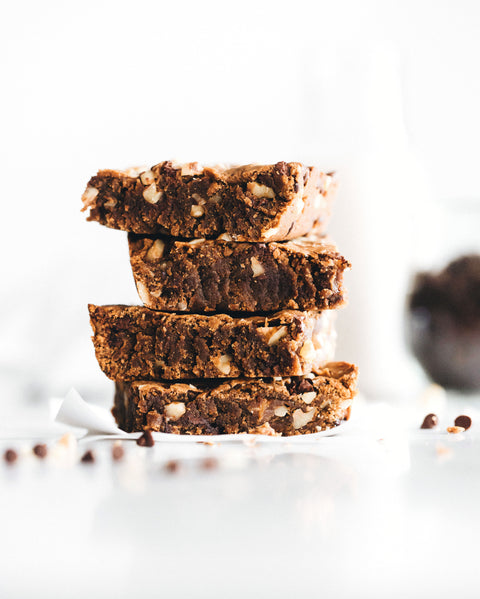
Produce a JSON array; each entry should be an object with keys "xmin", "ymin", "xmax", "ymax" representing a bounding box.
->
[{"xmin": 83, "ymin": 161, "xmax": 358, "ymax": 436}]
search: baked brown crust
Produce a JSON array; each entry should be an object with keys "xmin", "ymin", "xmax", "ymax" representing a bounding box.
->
[
  {"xmin": 89, "ymin": 305, "xmax": 336, "ymax": 380},
  {"xmin": 81, "ymin": 161, "xmax": 336, "ymax": 242},
  {"xmin": 128, "ymin": 229, "xmax": 350, "ymax": 313},
  {"xmin": 113, "ymin": 362, "xmax": 357, "ymax": 435}
]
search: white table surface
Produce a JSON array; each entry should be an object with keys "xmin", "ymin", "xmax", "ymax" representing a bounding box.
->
[{"xmin": 1, "ymin": 389, "xmax": 480, "ymax": 599}]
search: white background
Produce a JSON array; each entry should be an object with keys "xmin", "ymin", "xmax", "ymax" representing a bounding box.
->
[{"xmin": 2, "ymin": 2, "xmax": 480, "ymax": 598}]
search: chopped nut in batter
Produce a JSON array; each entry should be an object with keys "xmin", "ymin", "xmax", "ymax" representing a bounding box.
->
[
  {"xmin": 143, "ymin": 183, "xmax": 162, "ymax": 204},
  {"xmin": 136, "ymin": 281, "xmax": 150, "ymax": 304},
  {"xmin": 252, "ymin": 422, "xmax": 280, "ymax": 436},
  {"xmin": 292, "ymin": 407, "xmax": 316, "ymax": 429},
  {"xmin": 146, "ymin": 239, "xmax": 165, "ymax": 261},
  {"xmin": 250, "ymin": 256, "xmax": 265, "ymax": 277},
  {"xmin": 263, "ymin": 227, "xmax": 279, "ymax": 240},
  {"xmin": 267, "ymin": 326, "xmax": 288, "ymax": 346},
  {"xmin": 140, "ymin": 170, "xmax": 155, "ymax": 185},
  {"xmin": 165, "ymin": 402, "xmax": 186, "ymax": 421},
  {"xmin": 300, "ymin": 391, "xmax": 317, "ymax": 404},
  {"xmin": 247, "ymin": 182, "xmax": 275, "ymax": 199},
  {"xmin": 191, "ymin": 204, "xmax": 205, "ymax": 217},
  {"xmin": 214, "ymin": 354, "xmax": 232, "ymax": 375}
]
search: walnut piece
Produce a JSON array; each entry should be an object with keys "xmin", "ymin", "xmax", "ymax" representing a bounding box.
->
[
  {"xmin": 274, "ymin": 405, "xmax": 288, "ymax": 417},
  {"xmin": 247, "ymin": 182, "xmax": 275, "ymax": 199},
  {"xmin": 140, "ymin": 170, "xmax": 155, "ymax": 185},
  {"xmin": 181, "ymin": 162, "xmax": 203, "ymax": 177},
  {"xmin": 300, "ymin": 391, "xmax": 317, "ymax": 404},
  {"xmin": 165, "ymin": 402, "xmax": 186, "ymax": 421},
  {"xmin": 250, "ymin": 256, "xmax": 265, "ymax": 277},
  {"xmin": 143, "ymin": 183, "xmax": 162, "ymax": 204},
  {"xmin": 291, "ymin": 196, "xmax": 305, "ymax": 217},
  {"xmin": 81, "ymin": 186, "xmax": 99, "ymax": 208},
  {"xmin": 191, "ymin": 204, "xmax": 205, "ymax": 217},
  {"xmin": 146, "ymin": 239, "xmax": 165, "ymax": 261},
  {"xmin": 214, "ymin": 354, "xmax": 232, "ymax": 375},
  {"xmin": 292, "ymin": 407, "xmax": 316, "ymax": 429},
  {"xmin": 267, "ymin": 325, "xmax": 288, "ymax": 346},
  {"xmin": 191, "ymin": 193, "xmax": 206, "ymax": 206},
  {"xmin": 136, "ymin": 281, "xmax": 150, "ymax": 304}
]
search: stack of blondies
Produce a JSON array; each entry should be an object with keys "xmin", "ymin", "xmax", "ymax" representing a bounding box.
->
[{"xmin": 82, "ymin": 161, "xmax": 357, "ymax": 436}]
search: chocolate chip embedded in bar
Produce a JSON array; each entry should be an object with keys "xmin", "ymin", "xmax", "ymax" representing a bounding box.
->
[
  {"xmin": 88, "ymin": 305, "xmax": 336, "ymax": 381},
  {"xmin": 81, "ymin": 161, "xmax": 336, "ymax": 242},
  {"xmin": 113, "ymin": 362, "xmax": 358, "ymax": 436},
  {"xmin": 128, "ymin": 228, "xmax": 350, "ymax": 313}
]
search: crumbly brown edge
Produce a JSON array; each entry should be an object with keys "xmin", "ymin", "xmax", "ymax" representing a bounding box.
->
[
  {"xmin": 128, "ymin": 229, "xmax": 350, "ymax": 313},
  {"xmin": 88, "ymin": 304, "xmax": 336, "ymax": 380},
  {"xmin": 113, "ymin": 361, "xmax": 358, "ymax": 436},
  {"xmin": 81, "ymin": 161, "xmax": 336, "ymax": 241}
]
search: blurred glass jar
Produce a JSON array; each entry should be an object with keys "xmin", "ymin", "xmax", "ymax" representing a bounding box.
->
[{"xmin": 406, "ymin": 198, "xmax": 480, "ymax": 392}]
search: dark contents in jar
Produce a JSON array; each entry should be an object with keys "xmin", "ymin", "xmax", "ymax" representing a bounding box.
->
[{"xmin": 407, "ymin": 254, "xmax": 480, "ymax": 391}]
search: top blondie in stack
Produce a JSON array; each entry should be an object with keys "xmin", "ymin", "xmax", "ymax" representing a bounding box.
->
[{"xmin": 82, "ymin": 161, "xmax": 358, "ymax": 436}]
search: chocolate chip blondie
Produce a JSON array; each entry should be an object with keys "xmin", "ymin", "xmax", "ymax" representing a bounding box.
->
[
  {"xmin": 89, "ymin": 305, "xmax": 336, "ymax": 380},
  {"xmin": 113, "ymin": 362, "xmax": 357, "ymax": 435},
  {"xmin": 128, "ymin": 229, "xmax": 349, "ymax": 313},
  {"xmin": 82, "ymin": 161, "xmax": 335, "ymax": 242}
]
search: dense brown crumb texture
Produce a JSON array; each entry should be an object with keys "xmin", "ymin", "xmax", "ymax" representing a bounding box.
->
[
  {"xmin": 82, "ymin": 161, "xmax": 336, "ymax": 242},
  {"xmin": 129, "ymin": 229, "xmax": 350, "ymax": 313},
  {"xmin": 89, "ymin": 305, "xmax": 336, "ymax": 380},
  {"xmin": 113, "ymin": 362, "xmax": 357, "ymax": 435}
]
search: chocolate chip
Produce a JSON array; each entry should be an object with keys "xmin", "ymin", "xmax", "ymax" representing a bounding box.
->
[
  {"xmin": 201, "ymin": 457, "xmax": 218, "ymax": 470},
  {"xmin": 112, "ymin": 444, "xmax": 125, "ymax": 461},
  {"xmin": 454, "ymin": 415, "xmax": 472, "ymax": 431},
  {"xmin": 297, "ymin": 378, "xmax": 314, "ymax": 394},
  {"xmin": 421, "ymin": 413, "xmax": 438, "ymax": 429},
  {"xmin": 286, "ymin": 377, "xmax": 314, "ymax": 395},
  {"xmin": 4, "ymin": 449, "xmax": 17, "ymax": 464},
  {"xmin": 136, "ymin": 430, "xmax": 155, "ymax": 447},
  {"xmin": 80, "ymin": 450, "xmax": 95, "ymax": 463},
  {"xmin": 165, "ymin": 460, "xmax": 180, "ymax": 473},
  {"xmin": 33, "ymin": 444, "xmax": 48, "ymax": 459}
]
